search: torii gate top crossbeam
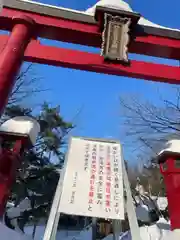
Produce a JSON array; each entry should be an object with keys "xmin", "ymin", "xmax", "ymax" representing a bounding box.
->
[
  {"xmin": 1, "ymin": 0, "xmax": 180, "ymax": 84},
  {"xmin": 2, "ymin": 0, "xmax": 180, "ymax": 59},
  {"xmin": 4, "ymin": 0, "xmax": 180, "ymax": 38}
]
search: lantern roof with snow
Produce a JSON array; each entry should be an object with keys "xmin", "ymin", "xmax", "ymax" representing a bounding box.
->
[
  {"xmin": 0, "ymin": 116, "xmax": 40, "ymax": 146},
  {"xmin": 157, "ymin": 139, "xmax": 180, "ymax": 163}
]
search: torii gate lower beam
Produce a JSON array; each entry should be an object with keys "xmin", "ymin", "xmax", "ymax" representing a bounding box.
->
[
  {"xmin": 0, "ymin": 31, "xmax": 180, "ymax": 118},
  {"xmin": 0, "ymin": 35, "xmax": 179, "ymax": 84}
]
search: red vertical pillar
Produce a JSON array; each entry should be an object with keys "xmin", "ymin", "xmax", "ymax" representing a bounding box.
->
[
  {"xmin": 0, "ymin": 15, "xmax": 34, "ymax": 216},
  {"xmin": 0, "ymin": 15, "xmax": 35, "ymax": 115},
  {"xmin": 160, "ymin": 158, "xmax": 180, "ymax": 230},
  {"xmin": 0, "ymin": 139, "xmax": 23, "ymax": 215}
]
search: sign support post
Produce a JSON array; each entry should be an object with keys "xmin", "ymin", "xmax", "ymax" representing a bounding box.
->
[
  {"xmin": 92, "ymin": 217, "xmax": 97, "ymax": 240},
  {"xmin": 43, "ymin": 170, "xmax": 62, "ymax": 240},
  {"xmin": 112, "ymin": 220, "xmax": 122, "ymax": 240},
  {"xmin": 122, "ymin": 160, "xmax": 141, "ymax": 240}
]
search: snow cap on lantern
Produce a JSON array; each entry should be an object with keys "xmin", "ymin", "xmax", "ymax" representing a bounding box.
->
[
  {"xmin": 0, "ymin": 116, "xmax": 40, "ymax": 146},
  {"xmin": 157, "ymin": 139, "xmax": 180, "ymax": 163}
]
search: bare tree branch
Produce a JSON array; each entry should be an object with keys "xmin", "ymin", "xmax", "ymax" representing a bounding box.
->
[
  {"xmin": 7, "ymin": 64, "xmax": 48, "ymax": 106},
  {"xmin": 119, "ymin": 88, "xmax": 180, "ymax": 161}
]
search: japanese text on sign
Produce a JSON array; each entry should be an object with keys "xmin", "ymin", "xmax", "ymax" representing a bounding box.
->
[{"xmin": 58, "ymin": 137, "xmax": 125, "ymax": 220}]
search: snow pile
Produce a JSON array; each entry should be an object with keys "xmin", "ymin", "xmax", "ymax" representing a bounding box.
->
[
  {"xmin": 0, "ymin": 222, "xmax": 32, "ymax": 240},
  {"xmin": 85, "ymin": 0, "xmax": 180, "ymax": 32},
  {"xmin": 25, "ymin": 225, "xmax": 92, "ymax": 240},
  {"xmin": 5, "ymin": 198, "xmax": 93, "ymax": 240},
  {"xmin": 61, "ymin": 227, "xmax": 92, "ymax": 240},
  {"xmin": 86, "ymin": 0, "xmax": 133, "ymax": 14},
  {"xmin": 135, "ymin": 204, "xmax": 150, "ymax": 222},
  {"xmin": 24, "ymin": 226, "xmax": 85, "ymax": 240},
  {"xmin": 156, "ymin": 197, "xmax": 168, "ymax": 210},
  {"xmin": 5, "ymin": 198, "xmax": 35, "ymax": 239},
  {"xmin": 102, "ymin": 218, "xmax": 170, "ymax": 240},
  {"xmin": 121, "ymin": 218, "xmax": 170, "ymax": 240},
  {"xmin": 6, "ymin": 198, "xmax": 31, "ymax": 232},
  {"xmin": 134, "ymin": 196, "xmax": 168, "ymax": 211},
  {"xmin": 7, "ymin": 198, "xmax": 31, "ymax": 219},
  {"xmin": 118, "ymin": 220, "xmax": 180, "ymax": 240}
]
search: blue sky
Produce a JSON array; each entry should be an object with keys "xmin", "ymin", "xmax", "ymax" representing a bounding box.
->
[{"xmin": 23, "ymin": 0, "xmax": 180, "ymax": 162}]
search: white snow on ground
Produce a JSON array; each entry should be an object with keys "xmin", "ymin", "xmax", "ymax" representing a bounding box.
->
[
  {"xmin": 23, "ymin": 221, "xmax": 180, "ymax": 240},
  {"xmin": 7, "ymin": 198, "xmax": 31, "ymax": 219},
  {"xmin": 5, "ymin": 196, "xmax": 169, "ymax": 239},
  {"xmin": 6, "ymin": 198, "xmax": 32, "ymax": 233},
  {"xmin": 85, "ymin": 0, "xmax": 180, "ymax": 32},
  {"xmin": 119, "ymin": 218, "xmax": 170, "ymax": 240},
  {"xmin": 25, "ymin": 226, "xmax": 82, "ymax": 240},
  {"xmin": 6, "ymin": 198, "xmax": 91, "ymax": 239},
  {"xmin": 102, "ymin": 218, "xmax": 171, "ymax": 240},
  {"xmin": 24, "ymin": 225, "xmax": 92, "ymax": 240},
  {"xmin": 61, "ymin": 227, "xmax": 92, "ymax": 240},
  {"xmin": 155, "ymin": 197, "xmax": 168, "ymax": 210},
  {"xmin": 0, "ymin": 222, "xmax": 32, "ymax": 240},
  {"xmin": 134, "ymin": 196, "xmax": 168, "ymax": 210},
  {"xmin": 135, "ymin": 204, "xmax": 150, "ymax": 222}
]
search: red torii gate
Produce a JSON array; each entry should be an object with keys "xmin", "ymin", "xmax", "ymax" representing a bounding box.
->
[{"xmin": 0, "ymin": 0, "xmax": 180, "ymax": 228}]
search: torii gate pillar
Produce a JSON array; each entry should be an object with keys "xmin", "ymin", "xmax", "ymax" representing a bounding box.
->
[{"xmin": 0, "ymin": 16, "xmax": 34, "ymax": 115}]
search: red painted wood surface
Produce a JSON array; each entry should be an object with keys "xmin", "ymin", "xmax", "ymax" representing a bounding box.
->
[
  {"xmin": 0, "ymin": 17, "xmax": 34, "ymax": 115},
  {"xmin": 0, "ymin": 140, "xmax": 23, "ymax": 215},
  {"xmin": 160, "ymin": 158, "xmax": 180, "ymax": 230},
  {"xmin": 0, "ymin": 17, "xmax": 34, "ymax": 215},
  {"xmin": 1, "ymin": 7, "xmax": 180, "ymax": 60},
  {"xmin": 0, "ymin": 35, "xmax": 179, "ymax": 84}
]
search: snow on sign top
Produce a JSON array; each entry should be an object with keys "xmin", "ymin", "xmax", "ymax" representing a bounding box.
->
[{"xmin": 58, "ymin": 137, "xmax": 125, "ymax": 220}]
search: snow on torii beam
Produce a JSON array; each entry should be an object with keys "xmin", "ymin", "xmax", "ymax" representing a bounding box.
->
[
  {"xmin": 2, "ymin": 1, "xmax": 180, "ymax": 60},
  {"xmin": 1, "ymin": 0, "xmax": 180, "ymax": 85}
]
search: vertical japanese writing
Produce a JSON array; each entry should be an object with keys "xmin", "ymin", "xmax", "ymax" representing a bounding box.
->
[
  {"xmin": 112, "ymin": 146, "xmax": 120, "ymax": 214},
  {"xmin": 97, "ymin": 144, "xmax": 104, "ymax": 205},
  {"xmin": 84, "ymin": 143, "xmax": 90, "ymax": 171},
  {"xmin": 88, "ymin": 144, "xmax": 97, "ymax": 211},
  {"xmin": 111, "ymin": 24, "xmax": 121, "ymax": 50},
  {"xmin": 60, "ymin": 138, "xmax": 125, "ymax": 220},
  {"xmin": 105, "ymin": 145, "xmax": 111, "ymax": 212},
  {"xmin": 70, "ymin": 172, "xmax": 78, "ymax": 204}
]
